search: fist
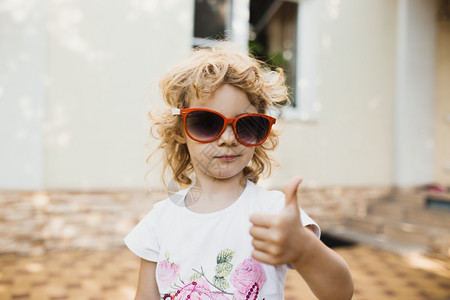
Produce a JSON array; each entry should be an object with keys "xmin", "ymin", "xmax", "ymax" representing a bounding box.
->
[{"xmin": 249, "ymin": 177, "xmax": 308, "ymax": 266}]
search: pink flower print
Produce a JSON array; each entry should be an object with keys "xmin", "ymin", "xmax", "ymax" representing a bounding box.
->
[
  {"xmin": 210, "ymin": 293, "xmax": 230, "ymax": 300},
  {"xmin": 157, "ymin": 259, "xmax": 180, "ymax": 290},
  {"xmin": 175, "ymin": 278, "xmax": 212, "ymax": 300},
  {"xmin": 231, "ymin": 258, "xmax": 266, "ymax": 300}
]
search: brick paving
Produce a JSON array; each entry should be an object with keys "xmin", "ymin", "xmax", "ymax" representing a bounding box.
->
[
  {"xmin": 0, "ymin": 245, "xmax": 449, "ymax": 300},
  {"xmin": 1, "ymin": 188, "xmax": 449, "ymax": 299}
]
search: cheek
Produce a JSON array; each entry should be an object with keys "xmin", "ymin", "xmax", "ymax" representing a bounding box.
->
[
  {"xmin": 185, "ymin": 140, "xmax": 216, "ymax": 162},
  {"xmin": 243, "ymin": 147, "xmax": 256, "ymax": 161}
]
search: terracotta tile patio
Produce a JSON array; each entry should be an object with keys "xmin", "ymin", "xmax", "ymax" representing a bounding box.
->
[{"xmin": 0, "ymin": 244, "xmax": 449, "ymax": 300}]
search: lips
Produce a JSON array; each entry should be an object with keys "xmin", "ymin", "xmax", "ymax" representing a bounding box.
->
[{"xmin": 215, "ymin": 154, "xmax": 240, "ymax": 161}]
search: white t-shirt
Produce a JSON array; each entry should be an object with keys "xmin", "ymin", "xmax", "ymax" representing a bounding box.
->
[{"xmin": 124, "ymin": 181, "xmax": 320, "ymax": 299}]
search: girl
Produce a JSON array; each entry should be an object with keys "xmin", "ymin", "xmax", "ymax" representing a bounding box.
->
[{"xmin": 124, "ymin": 44, "xmax": 353, "ymax": 299}]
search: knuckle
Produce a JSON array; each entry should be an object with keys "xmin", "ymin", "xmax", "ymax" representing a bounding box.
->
[
  {"xmin": 271, "ymin": 216, "xmax": 283, "ymax": 227},
  {"xmin": 270, "ymin": 230, "xmax": 286, "ymax": 244},
  {"xmin": 270, "ymin": 245, "xmax": 283, "ymax": 256}
]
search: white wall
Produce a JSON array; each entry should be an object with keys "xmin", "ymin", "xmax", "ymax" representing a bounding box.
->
[
  {"xmin": 0, "ymin": 0, "xmax": 194, "ymax": 190},
  {"xmin": 0, "ymin": 1, "xmax": 46, "ymax": 190},
  {"xmin": 43, "ymin": 0, "xmax": 194, "ymax": 189},
  {"xmin": 266, "ymin": 0, "xmax": 397, "ymax": 188},
  {"xmin": 395, "ymin": 0, "xmax": 437, "ymax": 187},
  {"xmin": 0, "ymin": 0, "xmax": 440, "ymax": 191},
  {"xmin": 435, "ymin": 19, "xmax": 450, "ymax": 186}
]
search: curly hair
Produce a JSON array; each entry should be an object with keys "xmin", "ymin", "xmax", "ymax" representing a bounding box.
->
[{"xmin": 150, "ymin": 43, "xmax": 289, "ymax": 186}]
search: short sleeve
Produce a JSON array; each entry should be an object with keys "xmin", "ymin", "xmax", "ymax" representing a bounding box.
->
[
  {"xmin": 299, "ymin": 209, "xmax": 321, "ymax": 238},
  {"xmin": 123, "ymin": 206, "xmax": 161, "ymax": 262}
]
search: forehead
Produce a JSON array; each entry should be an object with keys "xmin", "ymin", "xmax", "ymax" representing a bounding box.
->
[{"xmin": 189, "ymin": 84, "xmax": 258, "ymax": 117}]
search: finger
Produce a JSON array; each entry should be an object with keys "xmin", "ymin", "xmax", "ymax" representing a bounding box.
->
[
  {"xmin": 284, "ymin": 176, "xmax": 302, "ymax": 208},
  {"xmin": 251, "ymin": 249, "xmax": 272, "ymax": 264},
  {"xmin": 251, "ymin": 249, "xmax": 282, "ymax": 266},
  {"xmin": 249, "ymin": 225, "xmax": 269, "ymax": 241},
  {"xmin": 249, "ymin": 212, "xmax": 274, "ymax": 227},
  {"xmin": 253, "ymin": 239, "xmax": 284, "ymax": 257},
  {"xmin": 251, "ymin": 238, "xmax": 267, "ymax": 251}
]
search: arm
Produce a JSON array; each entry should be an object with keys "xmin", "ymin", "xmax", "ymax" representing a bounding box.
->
[
  {"xmin": 249, "ymin": 177, "xmax": 354, "ymax": 300},
  {"xmin": 288, "ymin": 226, "xmax": 353, "ymax": 299},
  {"xmin": 135, "ymin": 259, "xmax": 160, "ymax": 300}
]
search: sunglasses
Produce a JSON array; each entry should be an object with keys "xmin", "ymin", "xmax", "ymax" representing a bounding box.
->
[{"xmin": 172, "ymin": 108, "xmax": 276, "ymax": 146}]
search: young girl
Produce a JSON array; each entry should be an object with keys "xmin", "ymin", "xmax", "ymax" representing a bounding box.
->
[{"xmin": 124, "ymin": 44, "xmax": 353, "ymax": 300}]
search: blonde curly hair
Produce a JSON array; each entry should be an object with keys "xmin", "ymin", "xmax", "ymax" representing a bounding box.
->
[{"xmin": 150, "ymin": 43, "xmax": 289, "ymax": 186}]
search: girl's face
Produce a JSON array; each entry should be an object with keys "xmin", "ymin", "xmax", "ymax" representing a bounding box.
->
[{"xmin": 183, "ymin": 84, "xmax": 257, "ymax": 183}]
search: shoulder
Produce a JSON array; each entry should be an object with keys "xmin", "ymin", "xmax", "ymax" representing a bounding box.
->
[
  {"xmin": 245, "ymin": 181, "xmax": 285, "ymax": 214},
  {"xmin": 247, "ymin": 181, "xmax": 284, "ymax": 200},
  {"xmin": 138, "ymin": 187, "xmax": 189, "ymax": 223}
]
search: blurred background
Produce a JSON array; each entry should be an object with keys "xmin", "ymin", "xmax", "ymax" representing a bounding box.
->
[{"xmin": 0, "ymin": 0, "xmax": 449, "ymax": 299}]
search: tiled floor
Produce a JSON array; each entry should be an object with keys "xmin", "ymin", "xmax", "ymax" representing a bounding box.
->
[{"xmin": 0, "ymin": 245, "xmax": 449, "ymax": 300}]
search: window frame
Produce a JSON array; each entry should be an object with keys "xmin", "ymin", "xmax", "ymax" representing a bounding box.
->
[{"xmin": 284, "ymin": 0, "xmax": 320, "ymax": 121}]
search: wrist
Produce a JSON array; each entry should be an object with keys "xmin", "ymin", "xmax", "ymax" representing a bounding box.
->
[{"xmin": 289, "ymin": 228, "xmax": 320, "ymax": 268}]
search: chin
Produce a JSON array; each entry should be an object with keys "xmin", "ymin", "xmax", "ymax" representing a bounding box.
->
[{"xmin": 214, "ymin": 171, "xmax": 244, "ymax": 181}]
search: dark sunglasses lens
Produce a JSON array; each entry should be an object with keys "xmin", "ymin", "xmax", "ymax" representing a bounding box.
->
[
  {"xmin": 236, "ymin": 116, "xmax": 270, "ymax": 145},
  {"xmin": 186, "ymin": 111, "xmax": 224, "ymax": 141}
]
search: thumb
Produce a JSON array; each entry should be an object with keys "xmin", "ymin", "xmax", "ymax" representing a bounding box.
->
[{"xmin": 284, "ymin": 176, "xmax": 302, "ymax": 209}]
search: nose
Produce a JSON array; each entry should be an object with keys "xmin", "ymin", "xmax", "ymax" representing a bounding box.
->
[{"xmin": 217, "ymin": 124, "xmax": 238, "ymax": 146}]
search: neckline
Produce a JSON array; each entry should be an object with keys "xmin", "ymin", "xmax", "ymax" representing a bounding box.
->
[{"xmin": 170, "ymin": 180, "xmax": 254, "ymax": 218}]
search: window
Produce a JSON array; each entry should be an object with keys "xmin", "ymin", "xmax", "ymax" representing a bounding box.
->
[
  {"xmin": 192, "ymin": 0, "xmax": 319, "ymax": 121},
  {"xmin": 249, "ymin": 0, "xmax": 298, "ymax": 107},
  {"xmin": 193, "ymin": 0, "xmax": 232, "ymax": 47}
]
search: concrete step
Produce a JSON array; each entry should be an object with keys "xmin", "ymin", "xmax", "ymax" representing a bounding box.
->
[
  {"xmin": 426, "ymin": 192, "xmax": 450, "ymax": 210},
  {"xmin": 344, "ymin": 215, "xmax": 450, "ymax": 257},
  {"xmin": 406, "ymin": 206, "xmax": 450, "ymax": 228},
  {"xmin": 382, "ymin": 222, "xmax": 443, "ymax": 245},
  {"xmin": 368, "ymin": 201, "xmax": 407, "ymax": 219},
  {"xmin": 391, "ymin": 189, "xmax": 428, "ymax": 205},
  {"xmin": 345, "ymin": 215, "xmax": 383, "ymax": 234},
  {"xmin": 324, "ymin": 226, "xmax": 428, "ymax": 256},
  {"xmin": 382, "ymin": 221, "xmax": 450, "ymax": 256},
  {"xmin": 340, "ymin": 188, "xmax": 450, "ymax": 257},
  {"xmin": 368, "ymin": 201, "xmax": 450, "ymax": 228}
]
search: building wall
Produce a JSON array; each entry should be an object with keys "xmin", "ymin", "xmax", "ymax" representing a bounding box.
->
[
  {"xmin": 266, "ymin": 0, "xmax": 397, "ymax": 189},
  {"xmin": 0, "ymin": 1, "xmax": 46, "ymax": 190},
  {"xmin": 435, "ymin": 20, "xmax": 450, "ymax": 186},
  {"xmin": 395, "ymin": 0, "xmax": 437, "ymax": 187},
  {"xmin": 0, "ymin": 0, "xmax": 441, "ymax": 191},
  {"xmin": 44, "ymin": 0, "xmax": 194, "ymax": 190},
  {"xmin": 0, "ymin": 0, "xmax": 446, "ymax": 256}
]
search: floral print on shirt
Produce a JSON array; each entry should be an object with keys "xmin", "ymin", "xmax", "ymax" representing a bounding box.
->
[{"xmin": 159, "ymin": 249, "xmax": 266, "ymax": 300}]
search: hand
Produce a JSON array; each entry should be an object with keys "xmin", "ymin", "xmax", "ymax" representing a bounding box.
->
[
  {"xmin": 249, "ymin": 176, "xmax": 310, "ymax": 266},
  {"xmin": 250, "ymin": 177, "xmax": 354, "ymax": 299}
]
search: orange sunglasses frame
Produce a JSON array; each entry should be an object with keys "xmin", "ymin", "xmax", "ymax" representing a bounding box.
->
[{"xmin": 172, "ymin": 108, "xmax": 276, "ymax": 146}]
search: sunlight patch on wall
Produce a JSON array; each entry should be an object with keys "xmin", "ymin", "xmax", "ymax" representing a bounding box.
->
[
  {"xmin": 367, "ymin": 96, "xmax": 381, "ymax": 110},
  {"xmin": 44, "ymin": 104, "xmax": 71, "ymax": 148},
  {"xmin": 325, "ymin": 0, "xmax": 341, "ymax": 20},
  {"xmin": 48, "ymin": 1, "xmax": 110, "ymax": 62},
  {"xmin": 321, "ymin": 34, "xmax": 332, "ymax": 51},
  {"xmin": 0, "ymin": 0, "xmax": 38, "ymax": 23}
]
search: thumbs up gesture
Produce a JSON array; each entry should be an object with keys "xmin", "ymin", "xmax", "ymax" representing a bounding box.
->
[
  {"xmin": 250, "ymin": 177, "xmax": 355, "ymax": 298},
  {"xmin": 249, "ymin": 176, "xmax": 311, "ymax": 266}
]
